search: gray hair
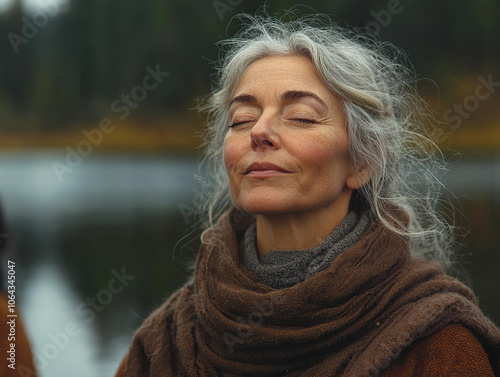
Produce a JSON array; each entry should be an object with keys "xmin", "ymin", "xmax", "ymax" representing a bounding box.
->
[{"xmin": 196, "ymin": 14, "xmax": 455, "ymax": 269}]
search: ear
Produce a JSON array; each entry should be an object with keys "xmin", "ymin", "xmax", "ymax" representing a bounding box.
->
[{"xmin": 346, "ymin": 166, "xmax": 372, "ymax": 190}]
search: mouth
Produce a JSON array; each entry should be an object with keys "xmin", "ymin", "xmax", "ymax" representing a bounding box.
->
[{"xmin": 244, "ymin": 162, "xmax": 290, "ymax": 176}]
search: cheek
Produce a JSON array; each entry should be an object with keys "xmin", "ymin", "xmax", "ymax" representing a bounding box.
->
[
  {"xmin": 223, "ymin": 135, "xmax": 241, "ymax": 174},
  {"xmin": 300, "ymin": 138, "xmax": 337, "ymax": 167},
  {"xmin": 305, "ymin": 144, "xmax": 335, "ymax": 165},
  {"xmin": 299, "ymin": 137, "xmax": 350, "ymax": 180},
  {"xmin": 223, "ymin": 136, "xmax": 244, "ymax": 203}
]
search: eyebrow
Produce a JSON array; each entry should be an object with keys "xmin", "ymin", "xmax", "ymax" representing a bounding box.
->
[
  {"xmin": 229, "ymin": 94, "xmax": 257, "ymax": 107},
  {"xmin": 281, "ymin": 90, "xmax": 328, "ymax": 111},
  {"xmin": 229, "ymin": 90, "xmax": 329, "ymax": 111}
]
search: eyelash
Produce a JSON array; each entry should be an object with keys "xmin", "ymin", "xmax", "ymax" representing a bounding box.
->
[
  {"xmin": 229, "ymin": 119, "xmax": 316, "ymax": 128},
  {"xmin": 293, "ymin": 118, "xmax": 316, "ymax": 124},
  {"xmin": 229, "ymin": 121, "xmax": 248, "ymax": 128}
]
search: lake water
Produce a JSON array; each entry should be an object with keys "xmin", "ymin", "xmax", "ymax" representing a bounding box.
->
[{"xmin": 0, "ymin": 151, "xmax": 499, "ymax": 377}]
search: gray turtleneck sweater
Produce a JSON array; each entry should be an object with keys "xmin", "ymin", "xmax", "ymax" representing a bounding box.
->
[{"xmin": 240, "ymin": 211, "xmax": 370, "ymax": 289}]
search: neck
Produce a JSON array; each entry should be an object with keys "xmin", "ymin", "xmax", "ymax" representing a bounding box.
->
[{"xmin": 255, "ymin": 195, "xmax": 351, "ymax": 256}]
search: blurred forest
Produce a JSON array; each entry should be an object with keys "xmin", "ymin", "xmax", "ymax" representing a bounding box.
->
[{"xmin": 0, "ymin": 0, "xmax": 499, "ymax": 149}]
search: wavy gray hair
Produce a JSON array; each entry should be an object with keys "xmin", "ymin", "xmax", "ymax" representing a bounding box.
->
[{"xmin": 196, "ymin": 14, "xmax": 455, "ymax": 269}]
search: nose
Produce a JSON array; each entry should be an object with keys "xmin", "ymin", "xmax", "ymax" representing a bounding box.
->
[{"xmin": 250, "ymin": 115, "xmax": 281, "ymax": 150}]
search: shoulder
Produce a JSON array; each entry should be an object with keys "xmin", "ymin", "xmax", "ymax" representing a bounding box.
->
[
  {"xmin": 380, "ymin": 324, "xmax": 495, "ymax": 376},
  {"xmin": 131, "ymin": 283, "xmax": 194, "ymax": 343},
  {"xmin": 114, "ymin": 283, "xmax": 195, "ymax": 376},
  {"xmin": 137, "ymin": 283, "xmax": 193, "ymax": 332}
]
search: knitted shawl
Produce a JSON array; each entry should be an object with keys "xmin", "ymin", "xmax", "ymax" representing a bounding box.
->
[{"xmin": 122, "ymin": 208, "xmax": 500, "ymax": 376}]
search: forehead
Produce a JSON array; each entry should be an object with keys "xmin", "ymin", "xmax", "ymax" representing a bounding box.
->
[
  {"xmin": 232, "ymin": 55, "xmax": 341, "ymax": 113},
  {"xmin": 234, "ymin": 55, "xmax": 332, "ymax": 98}
]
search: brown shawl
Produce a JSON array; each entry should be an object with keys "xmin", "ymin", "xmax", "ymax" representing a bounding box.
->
[{"xmin": 121, "ymin": 208, "xmax": 500, "ymax": 376}]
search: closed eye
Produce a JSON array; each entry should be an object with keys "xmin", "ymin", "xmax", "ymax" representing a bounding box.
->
[
  {"xmin": 230, "ymin": 118, "xmax": 316, "ymax": 128},
  {"xmin": 292, "ymin": 119, "xmax": 316, "ymax": 124},
  {"xmin": 229, "ymin": 121, "xmax": 249, "ymax": 128}
]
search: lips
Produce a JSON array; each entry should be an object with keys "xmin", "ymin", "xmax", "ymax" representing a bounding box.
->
[{"xmin": 244, "ymin": 162, "xmax": 290, "ymax": 175}]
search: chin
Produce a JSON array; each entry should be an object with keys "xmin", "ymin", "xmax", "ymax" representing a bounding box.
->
[
  {"xmin": 241, "ymin": 205, "xmax": 290, "ymax": 215},
  {"xmin": 236, "ymin": 193, "xmax": 295, "ymax": 215}
]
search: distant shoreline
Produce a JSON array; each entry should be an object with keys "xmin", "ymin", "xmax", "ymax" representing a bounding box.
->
[{"xmin": 0, "ymin": 121, "xmax": 202, "ymax": 153}]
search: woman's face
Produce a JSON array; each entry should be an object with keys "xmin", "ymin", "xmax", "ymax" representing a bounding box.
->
[{"xmin": 224, "ymin": 55, "xmax": 362, "ymax": 216}]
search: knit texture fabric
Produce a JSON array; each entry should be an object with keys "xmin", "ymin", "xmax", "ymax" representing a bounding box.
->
[
  {"xmin": 118, "ymin": 208, "xmax": 500, "ymax": 377},
  {"xmin": 242, "ymin": 211, "xmax": 370, "ymax": 289},
  {"xmin": 378, "ymin": 324, "xmax": 495, "ymax": 376}
]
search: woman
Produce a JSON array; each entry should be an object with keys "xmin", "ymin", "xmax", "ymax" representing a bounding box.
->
[{"xmin": 116, "ymin": 15, "xmax": 500, "ymax": 376}]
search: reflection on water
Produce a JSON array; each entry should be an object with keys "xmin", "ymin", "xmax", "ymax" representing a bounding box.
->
[
  {"xmin": 1, "ymin": 151, "xmax": 200, "ymax": 377},
  {"xmin": 21, "ymin": 263, "xmax": 100, "ymax": 376},
  {"xmin": 0, "ymin": 151, "xmax": 499, "ymax": 376}
]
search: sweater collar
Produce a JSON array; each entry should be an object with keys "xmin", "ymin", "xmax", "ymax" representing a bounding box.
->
[{"xmin": 240, "ymin": 211, "xmax": 370, "ymax": 289}]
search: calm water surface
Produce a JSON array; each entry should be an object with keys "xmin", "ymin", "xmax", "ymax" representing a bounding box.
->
[{"xmin": 0, "ymin": 151, "xmax": 499, "ymax": 377}]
